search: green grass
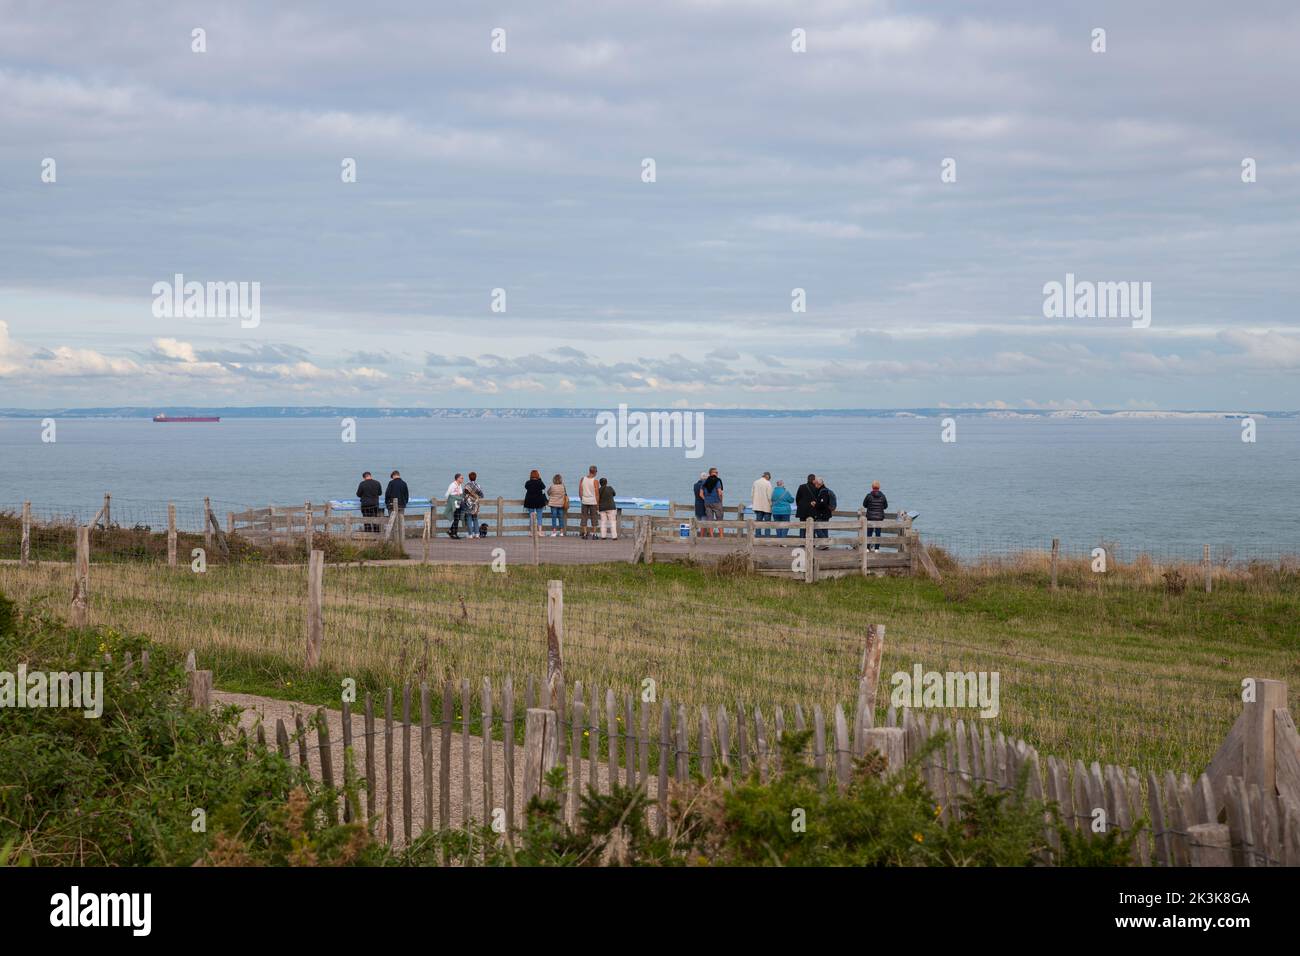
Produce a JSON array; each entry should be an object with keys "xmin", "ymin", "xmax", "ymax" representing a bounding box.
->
[{"xmin": 1, "ymin": 552, "xmax": 1296, "ymax": 778}]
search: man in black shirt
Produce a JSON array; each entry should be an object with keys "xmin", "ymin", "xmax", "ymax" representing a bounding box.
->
[
  {"xmin": 385, "ymin": 470, "xmax": 410, "ymax": 514},
  {"xmin": 357, "ymin": 471, "xmax": 382, "ymax": 533},
  {"xmin": 794, "ymin": 473, "xmax": 817, "ymax": 538}
]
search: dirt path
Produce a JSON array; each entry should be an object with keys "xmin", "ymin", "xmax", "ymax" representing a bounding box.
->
[{"xmin": 215, "ymin": 690, "xmax": 616, "ymax": 848}]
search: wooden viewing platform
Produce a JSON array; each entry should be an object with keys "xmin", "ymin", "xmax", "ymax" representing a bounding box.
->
[{"xmin": 226, "ymin": 498, "xmax": 935, "ymax": 581}]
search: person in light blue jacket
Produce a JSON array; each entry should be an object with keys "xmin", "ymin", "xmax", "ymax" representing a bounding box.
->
[{"xmin": 770, "ymin": 479, "xmax": 795, "ymax": 537}]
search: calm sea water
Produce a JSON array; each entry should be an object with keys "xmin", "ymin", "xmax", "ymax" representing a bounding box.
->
[{"xmin": 1, "ymin": 416, "xmax": 1296, "ymax": 559}]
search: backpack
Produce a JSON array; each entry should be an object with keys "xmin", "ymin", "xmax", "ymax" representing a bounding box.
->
[{"xmin": 825, "ymin": 489, "xmax": 837, "ymax": 512}]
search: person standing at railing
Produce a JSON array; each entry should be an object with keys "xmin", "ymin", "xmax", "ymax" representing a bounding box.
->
[
  {"xmin": 524, "ymin": 469, "xmax": 547, "ymax": 532},
  {"xmin": 547, "ymin": 474, "xmax": 568, "ymax": 537},
  {"xmin": 700, "ymin": 467, "xmax": 725, "ymax": 537},
  {"xmin": 598, "ymin": 476, "xmax": 619, "ymax": 540},
  {"xmin": 771, "ymin": 479, "xmax": 794, "ymax": 537},
  {"xmin": 751, "ymin": 471, "xmax": 773, "ymax": 536},
  {"xmin": 444, "ymin": 473, "xmax": 465, "ymax": 539},
  {"xmin": 795, "ymin": 473, "xmax": 817, "ymax": 538},
  {"xmin": 692, "ymin": 472, "xmax": 707, "ymax": 522},
  {"xmin": 357, "ymin": 471, "xmax": 382, "ymax": 533},
  {"xmin": 578, "ymin": 465, "xmax": 600, "ymax": 540},
  {"xmin": 862, "ymin": 480, "xmax": 888, "ymax": 552},
  {"xmin": 812, "ymin": 476, "xmax": 835, "ymax": 547},
  {"xmin": 462, "ymin": 472, "xmax": 483, "ymax": 538},
  {"xmin": 384, "ymin": 470, "xmax": 409, "ymax": 515}
]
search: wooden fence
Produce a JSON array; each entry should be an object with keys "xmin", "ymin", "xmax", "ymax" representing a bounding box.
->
[{"xmin": 181, "ymin": 577, "xmax": 1300, "ymax": 865}]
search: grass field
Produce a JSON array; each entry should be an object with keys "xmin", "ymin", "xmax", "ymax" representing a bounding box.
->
[{"xmin": 1, "ymin": 550, "xmax": 1296, "ymax": 777}]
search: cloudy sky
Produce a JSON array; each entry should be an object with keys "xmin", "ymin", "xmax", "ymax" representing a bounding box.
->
[{"xmin": 1, "ymin": 0, "xmax": 1298, "ymax": 409}]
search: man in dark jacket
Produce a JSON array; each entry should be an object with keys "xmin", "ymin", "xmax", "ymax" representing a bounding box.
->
[
  {"xmin": 385, "ymin": 470, "xmax": 410, "ymax": 513},
  {"xmin": 794, "ymin": 473, "xmax": 817, "ymax": 537},
  {"xmin": 357, "ymin": 471, "xmax": 382, "ymax": 532},
  {"xmin": 862, "ymin": 481, "xmax": 888, "ymax": 551},
  {"xmin": 812, "ymin": 477, "xmax": 834, "ymax": 544}
]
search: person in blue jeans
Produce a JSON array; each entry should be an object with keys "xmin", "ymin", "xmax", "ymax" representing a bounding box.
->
[
  {"xmin": 462, "ymin": 472, "xmax": 483, "ymax": 537},
  {"xmin": 547, "ymin": 474, "xmax": 568, "ymax": 536},
  {"xmin": 770, "ymin": 479, "xmax": 794, "ymax": 537}
]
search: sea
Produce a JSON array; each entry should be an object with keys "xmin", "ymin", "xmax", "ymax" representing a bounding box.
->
[{"xmin": 1, "ymin": 415, "xmax": 1296, "ymax": 561}]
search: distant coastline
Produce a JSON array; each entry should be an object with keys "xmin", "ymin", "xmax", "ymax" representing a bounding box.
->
[{"xmin": 0, "ymin": 406, "xmax": 1293, "ymax": 420}]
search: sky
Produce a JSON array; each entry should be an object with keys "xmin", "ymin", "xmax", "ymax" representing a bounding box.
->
[{"xmin": 1, "ymin": 0, "xmax": 1298, "ymax": 410}]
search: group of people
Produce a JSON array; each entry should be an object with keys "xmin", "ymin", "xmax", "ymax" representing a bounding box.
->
[
  {"xmin": 356, "ymin": 466, "xmax": 889, "ymax": 549},
  {"xmin": 357, "ymin": 465, "xmax": 621, "ymax": 540},
  {"xmin": 695, "ymin": 470, "xmax": 889, "ymax": 550},
  {"xmin": 526, "ymin": 466, "xmax": 620, "ymax": 540},
  {"xmin": 354, "ymin": 471, "xmax": 408, "ymax": 533}
]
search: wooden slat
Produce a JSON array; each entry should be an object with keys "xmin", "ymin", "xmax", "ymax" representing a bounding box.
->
[
  {"xmin": 570, "ymin": 698, "xmax": 584, "ymax": 824},
  {"xmin": 383, "ymin": 688, "xmax": 394, "ymax": 845},
  {"xmin": 657, "ymin": 697, "xmax": 671, "ymax": 836},
  {"xmin": 439, "ymin": 679, "xmax": 452, "ymax": 830},
  {"xmin": 700, "ymin": 707, "xmax": 713, "ymax": 780},
  {"xmin": 736, "ymin": 704, "xmax": 750, "ymax": 777},
  {"xmin": 460, "ymin": 679, "xmax": 471, "ymax": 825},
  {"xmin": 402, "ymin": 685, "xmax": 412, "ymax": 844},
  {"xmin": 833, "ymin": 704, "xmax": 850, "ymax": 789},
  {"xmin": 588, "ymin": 684, "xmax": 599, "ymax": 795},
  {"xmin": 717, "ymin": 705, "xmax": 732, "ymax": 785},
  {"xmin": 503, "ymin": 676, "xmax": 515, "ymax": 834},
  {"xmin": 772, "ymin": 706, "xmax": 785, "ymax": 777},
  {"xmin": 755, "ymin": 706, "xmax": 769, "ymax": 783},
  {"xmin": 363, "ymin": 694, "xmax": 376, "ymax": 827},
  {"xmin": 676, "ymin": 703, "xmax": 689, "ymax": 783},
  {"xmin": 420, "ymin": 684, "xmax": 432, "ymax": 836},
  {"xmin": 813, "ymin": 706, "xmax": 827, "ymax": 787},
  {"xmin": 276, "ymin": 717, "xmax": 291, "ymax": 760},
  {"xmin": 606, "ymin": 689, "xmax": 619, "ymax": 787},
  {"xmin": 1146, "ymin": 770, "xmax": 1170, "ymax": 866},
  {"xmin": 638, "ymin": 695, "xmax": 650, "ymax": 785},
  {"xmin": 482, "ymin": 677, "xmax": 494, "ymax": 827},
  {"xmin": 624, "ymin": 693, "xmax": 636, "ymax": 789}
]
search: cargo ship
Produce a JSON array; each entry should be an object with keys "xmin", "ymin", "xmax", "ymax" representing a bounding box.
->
[{"xmin": 153, "ymin": 414, "xmax": 220, "ymax": 423}]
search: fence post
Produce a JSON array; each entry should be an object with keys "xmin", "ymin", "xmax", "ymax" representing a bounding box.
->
[
  {"xmin": 167, "ymin": 503, "xmax": 177, "ymax": 567},
  {"xmin": 546, "ymin": 580, "xmax": 564, "ymax": 698},
  {"xmin": 531, "ymin": 511, "xmax": 540, "ymax": 565},
  {"xmin": 422, "ymin": 509, "xmax": 431, "ymax": 562},
  {"xmin": 1187, "ymin": 823, "xmax": 1233, "ymax": 866},
  {"xmin": 70, "ymin": 525, "xmax": 90, "ymax": 627},
  {"xmin": 745, "ymin": 518, "xmax": 755, "ymax": 571},
  {"xmin": 689, "ymin": 517, "xmax": 697, "ymax": 559},
  {"xmin": 645, "ymin": 516, "xmax": 655, "ymax": 563},
  {"xmin": 1050, "ymin": 538, "xmax": 1060, "ymax": 591},
  {"xmin": 187, "ymin": 668, "xmax": 213, "ymax": 711},
  {"xmin": 1204, "ymin": 544, "xmax": 1212, "ymax": 594},
  {"xmin": 203, "ymin": 497, "xmax": 213, "ymax": 553},
  {"xmin": 102, "ymin": 492, "xmax": 111, "ymax": 529},
  {"xmin": 522, "ymin": 708, "xmax": 560, "ymax": 801},
  {"xmin": 861, "ymin": 623, "xmax": 886, "ymax": 717},
  {"xmin": 305, "ymin": 549, "xmax": 325, "ymax": 668},
  {"xmin": 857, "ymin": 512, "xmax": 866, "ymax": 574},
  {"xmin": 304, "ymin": 501, "xmax": 314, "ymax": 552},
  {"xmin": 804, "ymin": 519, "xmax": 816, "ymax": 583},
  {"xmin": 20, "ymin": 501, "xmax": 30, "ymax": 567},
  {"xmin": 496, "ymin": 496, "xmax": 504, "ymax": 536},
  {"xmin": 864, "ymin": 727, "xmax": 905, "ymax": 772}
]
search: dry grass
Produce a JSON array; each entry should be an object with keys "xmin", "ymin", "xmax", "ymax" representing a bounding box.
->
[{"xmin": 1, "ymin": 549, "xmax": 1296, "ymax": 776}]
